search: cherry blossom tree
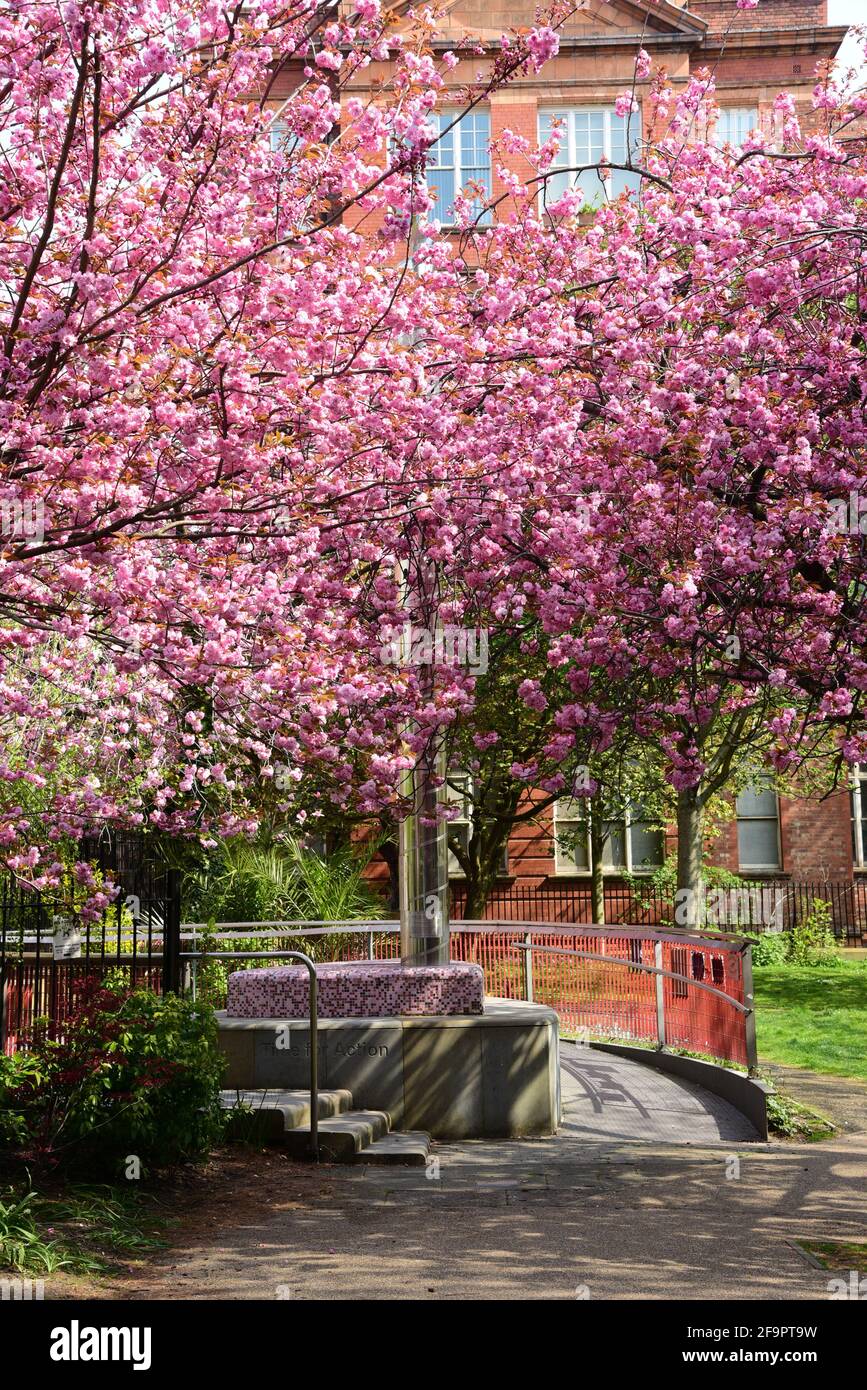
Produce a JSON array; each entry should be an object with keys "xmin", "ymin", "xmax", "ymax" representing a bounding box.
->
[
  {"xmin": 0, "ymin": 0, "xmax": 574, "ymax": 905},
  {"xmin": 3, "ymin": 0, "xmax": 867, "ymax": 927}
]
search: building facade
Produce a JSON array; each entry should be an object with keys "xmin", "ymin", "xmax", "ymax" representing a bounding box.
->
[{"xmin": 344, "ymin": 0, "xmax": 849, "ymax": 237}]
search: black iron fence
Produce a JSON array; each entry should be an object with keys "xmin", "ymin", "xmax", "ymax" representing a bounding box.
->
[
  {"xmin": 450, "ymin": 878, "xmax": 867, "ymax": 945},
  {"xmin": 0, "ymin": 831, "xmax": 181, "ymax": 1054}
]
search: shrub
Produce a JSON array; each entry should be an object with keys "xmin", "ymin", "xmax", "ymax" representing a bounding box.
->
[
  {"xmin": 747, "ymin": 900, "xmax": 843, "ymax": 969},
  {"xmin": 787, "ymin": 901, "xmax": 841, "ymax": 967},
  {"xmin": 745, "ymin": 931, "xmax": 789, "ymax": 967},
  {"xmin": 0, "ymin": 980, "xmax": 224, "ymax": 1176}
]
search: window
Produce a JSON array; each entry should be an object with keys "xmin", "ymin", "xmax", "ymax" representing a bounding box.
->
[
  {"xmin": 445, "ymin": 772, "xmax": 507, "ymax": 877},
  {"xmin": 714, "ymin": 107, "xmax": 758, "ymax": 149},
  {"xmin": 268, "ymin": 117, "xmax": 303, "ymax": 157},
  {"xmin": 851, "ymin": 768, "xmax": 867, "ymax": 867},
  {"xmin": 553, "ymin": 798, "xmax": 663, "ymax": 874},
  {"xmin": 538, "ymin": 107, "xmax": 641, "ymax": 211},
  {"xmin": 736, "ymin": 777, "xmax": 781, "ymax": 871},
  {"xmin": 427, "ymin": 111, "xmax": 492, "ymax": 225}
]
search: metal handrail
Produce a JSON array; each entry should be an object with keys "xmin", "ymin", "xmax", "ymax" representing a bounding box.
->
[
  {"xmin": 511, "ymin": 940, "xmax": 756, "ymax": 1071},
  {"xmin": 182, "ymin": 947, "xmax": 319, "ymax": 1161},
  {"xmin": 179, "ymin": 918, "xmax": 751, "ymax": 950},
  {"xmin": 511, "ymin": 941, "xmax": 753, "ymax": 1013}
]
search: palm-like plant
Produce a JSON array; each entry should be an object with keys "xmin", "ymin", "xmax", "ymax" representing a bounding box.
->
[{"xmin": 183, "ymin": 835, "xmax": 387, "ymax": 961}]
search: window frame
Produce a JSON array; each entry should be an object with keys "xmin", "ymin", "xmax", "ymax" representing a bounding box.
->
[
  {"xmin": 735, "ymin": 777, "xmax": 782, "ymax": 873},
  {"xmin": 553, "ymin": 797, "xmax": 663, "ymax": 877},
  {"xmin": 445, "ymin": 770, "xmax": 508, "ymax": 879},
  {"xmin": 427, "ymin": 109, "xmax": 492, "ymax": 228},
  {"xmin": 851, "ymin": 768, "xmax": 867, "ymax": 868},
  {"xmin": 713, "ymin": 106, "xmax": 759, "ymax": 150},
  {"xmin": 537, "ymin": 105, "xmax": 642, "ymax": 211}
]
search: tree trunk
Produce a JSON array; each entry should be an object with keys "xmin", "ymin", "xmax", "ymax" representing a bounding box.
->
[
  {"xmin": 462, "ymin": 879, "xmax": 490, "ymax": 921},
  {"xmin": 676, "ymin": 786, "xmax": 704, "ymax": 926}
]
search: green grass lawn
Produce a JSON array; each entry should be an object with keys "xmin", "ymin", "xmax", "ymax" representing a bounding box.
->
[{"xmin": 754, "ymin": 959, "xmax": 867, "ymax": 1082}]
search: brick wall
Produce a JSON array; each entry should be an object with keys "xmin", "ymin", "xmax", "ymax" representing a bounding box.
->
[
  {"xmin": 691, "ymin": 0, "xmax": 829, "ymax": 30},
  {"xmin": 500, "ymin": 786, "xmax": 857, "ymax": 889}
]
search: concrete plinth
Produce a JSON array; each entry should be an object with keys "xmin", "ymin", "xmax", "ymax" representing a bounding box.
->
[{"xmin": 216, "ymin": 997, "xmax": 560, "ymax": 1140}]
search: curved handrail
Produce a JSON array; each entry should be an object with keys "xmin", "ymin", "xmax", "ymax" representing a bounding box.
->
[
  {"xmin": 184, "ymin": 947, "xmax": 319, "ymax": 1161},
  {"xmin": 511, "ymin": 941, "xmax": 753, "ymax": 1013}
]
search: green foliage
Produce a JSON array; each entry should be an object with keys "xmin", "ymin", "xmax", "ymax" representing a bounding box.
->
[
  {"xmin": 0, "ymin": 980, "xmax": 224, "ymax": 1177},
  {"xmin": 183, "ymin": 835, "xmax": 385, "ymax": 936},
  {"xmin": 0, "ymin": 1183, "xmax": 164, "ymax": 1274},
  {"xmin": 787, "ymin": 900, "xmax": 841, "ymax": 967},
  {"xmin": 182, "ymin": 837, "xmax": 387, "ymax": 1003},
  {"xmin": 745, "ymin": 931, "xmax": 789, "ymax": 967},
  {"xmin": 746, "ymin": 900, "xmax": 843, "ymax": 969},
  {"xmin": 628, "ymin": 854, "xmax": 746, "ymax": 901},
  {"xmin": 764, "ymin": 1090, "xmax": 835, "ymax": 1142},
  {"xmin": 0, "ymin": 1189, "xmax": 85, "ymax": 1273}
]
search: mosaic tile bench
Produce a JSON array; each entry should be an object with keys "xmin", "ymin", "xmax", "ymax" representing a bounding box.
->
[{"xmin": 225, "ymin": 959, "xmax": 486, "ymax": 1018}]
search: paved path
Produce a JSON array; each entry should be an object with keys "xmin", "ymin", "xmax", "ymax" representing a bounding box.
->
[
  {"xmin": 95, "ymin": 1048, "xmax": 867, "ymax": 1301},
  {"xmin": 560, "ymin": 1044, "xmax": 758, "ymax": 1143}
]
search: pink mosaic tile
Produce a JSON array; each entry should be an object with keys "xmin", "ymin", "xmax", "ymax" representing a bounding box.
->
[{"xmin": 226, "ymin": 959, "xmax": 485, "ymax": 1018}]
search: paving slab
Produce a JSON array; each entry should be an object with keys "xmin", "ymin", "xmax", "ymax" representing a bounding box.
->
[{"xmin": 560, "ymin": 1044, "xmax": 759, "ymax": 1143}]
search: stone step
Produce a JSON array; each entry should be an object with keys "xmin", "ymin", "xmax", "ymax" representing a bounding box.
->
[
  {"xmin": 355, "ymin": 1131, "xmax": 431, "ymax": 1166},
  {"xmin": 221, "ymin": 1088, "xmax": 353, "ymax": 1142},
  {"xmin": 220, "ymin": 1089, "xmax": 431, "ymax": 1165},
  {"xmin": 282, "ymin": 1110, "xmax": 391, "ymax": 1162}
]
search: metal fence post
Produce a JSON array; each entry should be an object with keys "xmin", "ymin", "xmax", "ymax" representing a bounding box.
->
[
  {"xmin": 654, "ymin": 939, "xmax": 666, "ymax": 1050},
  {"xmin": 741, "ymin": 940, "xmax": 758, "ymax": 1075},
  {"xmin": 523, "ymin": 931, "xmax": 534, "ymax": 1002},
  {"xmin": 161, "ymin": 868, "xmax": 181, "ymax": 995}
]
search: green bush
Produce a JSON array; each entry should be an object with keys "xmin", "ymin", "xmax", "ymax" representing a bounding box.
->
[
  {"xmin": 0, "ymin": 980, "xmax": 224, "ymax": 1177},
  {"xmin": 746, "ymin": 900, "xmax": 843, "ymax": 969},
  {"xmin": 788, "ymin": 901, "xmax": 841, "ymax": 967},
  {"xmin": 745, "ymin": 931, "xmax": 790, "ymax": 967}
]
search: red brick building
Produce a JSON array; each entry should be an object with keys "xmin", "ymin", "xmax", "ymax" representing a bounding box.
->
[
  {"xmin": 344, "ymin": 0, "xmax": 849, "ymax": 237},
  {"xmin": 344, "ymin": 2, "xmax": 863, "ymax": 910}
]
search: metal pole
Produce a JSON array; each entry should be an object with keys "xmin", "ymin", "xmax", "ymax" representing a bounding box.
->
[
  {"xmin": 524, "ymin": 930, "xmax": 534, "ymax": 1002},
  {"xmin": 654, "ymin": 939, "xmax": 666, "ymax": 1050},
  {"xmin": 741, "ymin": 940, "xmax": 758, "ymax": 1076},
  {"xmin": 397, "ymin": 550, "xmax": 449, "ymax": 967},
  {"xmin": 305, "ymin": 954, "xmax": 319, "ymax": 1161}
]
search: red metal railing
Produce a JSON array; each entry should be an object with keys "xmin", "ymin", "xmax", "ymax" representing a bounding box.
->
[
  {"xmin": 446, "ymin": 925, "xmax": 752, "ymax": 1068},
  {"xmin": 4, "ymin": 920, "xmax": 754, "ymax": 1069}
]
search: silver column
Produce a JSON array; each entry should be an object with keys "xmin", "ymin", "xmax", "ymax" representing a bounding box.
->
[{"xmin": 399, "ymin": 737, "xmax": 449, "ymax": 965}]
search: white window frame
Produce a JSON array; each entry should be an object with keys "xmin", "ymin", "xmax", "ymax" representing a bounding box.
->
[
  {"xmin": 427, "ymin": 110, "xmax": 492, "ymax": 227},
  {"xmin": 851, "ymin": 768, "xmax": 867, "ymax": 868},
  {"xmin": 445, "ymin": 771, "xmax": 508, "ymax": 879},
  {"xmin": 735, "ymin": 777, "xmax": 782, "ymax": 872},
  {"xmin": 713, "ymin": 107, "xmax": 759, "ymax": 149},
  {"xmin": 553, "ymin": 798, "xmax": 663, "ymax": 876},
  {"xmin": 537, "ymin": 106, "xmax": 641, "ymax": 211}
]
